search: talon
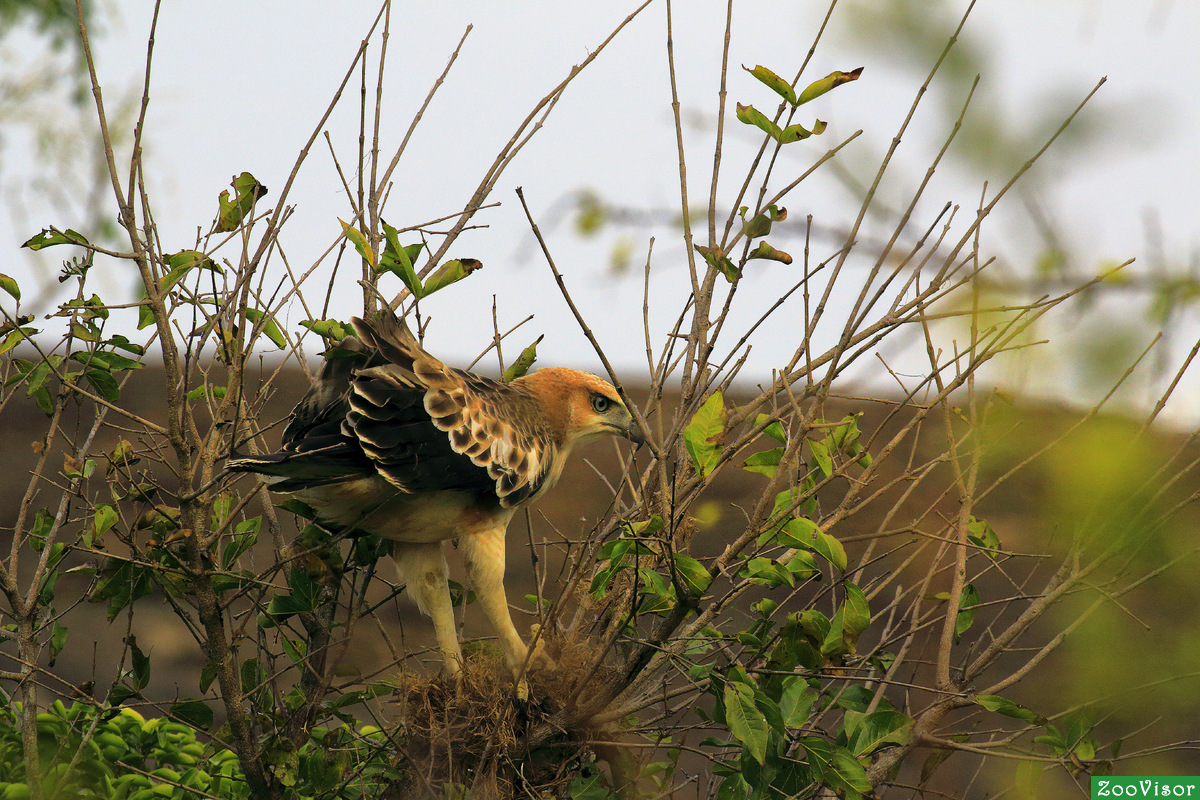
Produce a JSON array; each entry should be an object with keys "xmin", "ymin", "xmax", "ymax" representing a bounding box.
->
[{"xmin": 526, "ymin": 623, "xmax": 557, "ymax": 673}]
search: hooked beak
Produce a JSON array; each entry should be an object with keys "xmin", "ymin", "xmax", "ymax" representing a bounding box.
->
[{"xmin": 624, "ymin": 420, "xmax": 647, "ymax": 447}]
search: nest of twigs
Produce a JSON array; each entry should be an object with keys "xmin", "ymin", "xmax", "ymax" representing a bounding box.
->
[{"xmin": 382, "ymin": 628, "xmax": 623, "ymax": 799}]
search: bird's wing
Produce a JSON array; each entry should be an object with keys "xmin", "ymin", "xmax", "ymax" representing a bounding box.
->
[
  {"xmin": 227, "ymin": 337, "xmax": 375, "ymax": 491},
  {"xmin": 347, "ymin": 314, "xmax": 558, "ymax": 508}
]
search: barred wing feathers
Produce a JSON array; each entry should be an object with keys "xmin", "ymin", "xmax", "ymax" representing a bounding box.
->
[{"xmin": 346, "ymin": 315, "xmax": 558, "ymax": 508}]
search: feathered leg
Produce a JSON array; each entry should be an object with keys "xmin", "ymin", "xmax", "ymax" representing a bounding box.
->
[
  {"xmin": 459, "ymin": 526, "xmax": 554, "ymax": 680},
  {"xmin": 393, "ymin": 542, "xmax": 462, "ymax": 678}
]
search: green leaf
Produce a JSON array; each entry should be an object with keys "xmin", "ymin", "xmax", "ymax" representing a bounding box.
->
[
  {"xmin": 808, "ymin": 437, "xmax": 833, "ymax": 477},
  {"xmin": 244, "ymin": 308, "xmax": 287, "ymax": 349},
  {"xmin": 72, "ymin": 350, "xmax": 142, "ymax": 373},
  {"xmin": 672, "ymin": 553, "xmax": 712, "ymax": 596},
  {"xmin": 695, "ymin": 244, "xmax": 738, "ymax": 283},
  {"xmin": 49, "ymin": 621, "xmax": 68, "ymax": 667},
  {"xmin": 800, "ymin": 610, "xmax": 831, "ymax": 645},
  {"xmin": 747, "ymin": 241, "xmax": 793, "ymax": 264},
  {"xmin": 85, "ymin": 370, "xmax": 120, "ymax": 402},
  {"xmin": 0, "ymin": 273, "xmax": 20, "ymax": 302},
  {"xmin": 339, "ymin": 218, "xmax": 375, "ymax": 267},
  {"xmin": 723, "ymin": 681, "xmax": 769, "ymax": 765},
  {"xmin": 23, "ymin": 228, "xmax": 89, "ymax": 250},
  {"xmin": 90, "ymin": 504, "xmax": 118, "ymax": 546},
  {"xmin": 779, "ymin": 119, "xmax": 827, "ymax": 143},
  {"xmin": 90, "ymin": 559, "xmax": 154, "ymax": 621},
  {"xmin": 503, "ymin": 335, "xmax": 544, "ymax": 382},
  {"xmin": 108, "ymin": 685, "xmax": 141, "ymax": 706},
  {"xmin": 967, "ymin": 515, "xmax": 1001, "ymax": 556},
  {"xmin": 186, "ymin": 384, "xmax": 227, "ymax": 401},
  {"xmin": 755, "ymin": 413, "xmax": 787, "ymax": 443},
  {"xmin": 779, "ymin": 677, "xmax": 817, "ymax": 728},
  {"xmin": 280, "ymin": 635, "xmax": 307, "ymax": 670},
  {"xmin": 743, "ymin": 64, "xmax": 797, "ymax": 106},
  {"xmin": 127, "ymin": 634, "xmax": 150, "ymax": 690},
  {"xmin": 827, "ymin": 746, "xmax": 871, "ymax": 796},
  {"xmin": 975, "ymin": 694, "xmax": 1044, "ymax": 724},
  {"xmin": 812, "ymin": 532, "xmax": 847, "ymax": 571},
  {"xmin": 0, "ymin": 325, "xmax": 37, "ymax": 356},
  {"xmin": 842, "ymin": 583, "xmax": 871, "ymax": 642},
  {"xmin": 741, "ymin": 204, "xmax": 787, "ymax": 239},
  {"xmin": 217, "ymin": 172, "xmax": 268, "ymax": 232},
  {"xmin": 784, "ymin": 550, "xmax": 819, "ymax": 580},
  {"xmin": 378, "ymin": 222, "xmax": 421, "ymax": 293},
  {"xmin": 714, "ymin": 770, "xmax": 750, "ymax": 800},
  {"xmin": 742, "ymin": 448, "xmax": 782, "ymax": 477},
  {"xmin": 684, "ymin": 392, "xmax": 726, "ymax": 478},
  {"xmin": 954, "ymin": 583, "xmax": 980, "ymax": 643},
  {"xmin": 422, "ymin": 257, "xmax": 483, "ymax": 297},
  {"xmin": 299, "ymin": 318, "xmax": 353, "ymax": 343},
  {"xmin": 70, "ymin": 321, "xmax": 98, "ymax": 343},
  {"xmin": 796, "ymin": 67, "xmax": 863, "ymax": 105},
  {"xmin": 736, "ymin": 103, "xmax": 783, "ymax": 142},
  {"xmin": 742, "ymin": 557, "xmax": 794, "ymax": 588},
  {"xmin": 223, "ymin": 516, "xmax": 261, "ymax": 569},
  {"xmin": 170, "ymin": 699, "xmax": 214, "ymax": 731},
  {"xmin": 822, "ymin": 583, "xmax": 870, "ymax": 658},
  {"xmin": 162, "ymin": 250, "xmax": 220, "ymax": 291},
  {"xmin": 137, "ymin": 299, "xmax": 156, "ymax": 331},
  {"xmin": 568, "ymin": 769, "xmax": 615, "ymax": 800},
  {"xmin": 845, "ymin": 710, "xmax": 913, "ymax": 756},
  {"xmin": 778, "ymin": 516, "xmax": 819, "ymax": 545}
]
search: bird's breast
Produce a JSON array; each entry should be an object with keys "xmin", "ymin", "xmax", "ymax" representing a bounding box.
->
[{"xmin": 297, "ymin": 477, "xmax": 512, "ymax": 543}]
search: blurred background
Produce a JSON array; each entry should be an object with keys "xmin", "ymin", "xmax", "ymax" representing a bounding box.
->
[
  {"xmin": 3, "ymin": 1, "xmax": 1200, "ymax": 795},
  {"xmin": 3, "ymin": 0, "xmax": 1197, "ymax": 419}
]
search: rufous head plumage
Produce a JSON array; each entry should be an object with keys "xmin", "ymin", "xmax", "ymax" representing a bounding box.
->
[{"xmin": 514, "ymin": 367, "xmax": 643, "ymax": 449}]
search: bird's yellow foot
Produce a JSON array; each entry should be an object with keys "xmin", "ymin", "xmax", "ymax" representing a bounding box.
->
[{"xmin": 525, "ymin": 623, "xmax": 557, "ymax": 673}]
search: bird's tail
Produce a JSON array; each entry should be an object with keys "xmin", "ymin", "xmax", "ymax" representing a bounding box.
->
[
  {"xmin": 226, "ymin": 441, "xmax": 370, "ymax": 492},
  {"xmin": 352, "ymin": 313, "xmax": 448, "ymax": 389}
]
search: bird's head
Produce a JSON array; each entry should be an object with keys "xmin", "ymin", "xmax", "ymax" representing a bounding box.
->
[{"xmin": 518, "ymin": 367, "xmax": 645, "ymax": 449}]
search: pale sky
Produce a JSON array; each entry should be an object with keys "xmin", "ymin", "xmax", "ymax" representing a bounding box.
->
[{"xmin": 3, "ymin": 1, "xmax": 1197, "ymax": 418}]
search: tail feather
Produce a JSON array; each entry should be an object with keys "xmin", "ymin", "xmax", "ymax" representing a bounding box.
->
[
  {"xmin": 352, "ymin": 314, "xmax": 428, "ymax": 376},
  {"xmin": 226, "ymin": 440, "xmax": 371, "ymax": 492}
]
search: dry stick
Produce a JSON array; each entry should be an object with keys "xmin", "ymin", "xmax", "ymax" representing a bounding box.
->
[
  {"xmin": 869, "ymin": 341, "xmax": 1161, "ymax": 784},
  {"xmin": 358, "ymin": 48, "xmax": 370, "ymax": 311},
  {"xmin": 73, "ymin": 6, "xmax": 292, "ymax": 788},
  {"xmin": 664, "ymin": 0, "xmax": 705, "ymax": 390},
  {"xmin": 847, "ymin": 77, "xmax": 979, "ymax": 337},
  {"xmin": 707, "ymin": 0, "xmax": 734, "ymax": 247},
  {"xmin": 375, "ymin": 24, "xmax": 472, "ymax": 196},
  {"xmin": 365, "ymin": 0, "xmax": 391, "ymax": 254},
  {"xmin": 246, "ymin": 3, "xmax": 389, "ymax": 277},
  {"xmin": 465, "ymin": 313, "xmax": 534, "ymax": 370},
  {"xmin": 12, "ymin": 397, "xmax": 108, "ymax": 800},
  {"xmin": 641, "ymin": 237, "xmax": 658, "ymax": 387},
  {"xmin": 921, "ymin": 260, "xmax": 980, "ymax": 694},
  {"xmin": 809, "ymin": 1, "xmax": 979, "ymax": 360},
  {"xmin": 125, "ymin": 0, "xmax": 162, "ymax": 214},
  {"xmin": 411, "ymin": 0, "xmax": 655, "ymax": 293},
  {"xmin": 325, "ymin": 131, "xmax": 361, "ymax": 220},
  {"xmin": 515, "ymin": 187, "xmax": 657, "ymax": 453},
  {"xmin": 75, "ymin": 0, "xmax": 187, "ymax": 465}
]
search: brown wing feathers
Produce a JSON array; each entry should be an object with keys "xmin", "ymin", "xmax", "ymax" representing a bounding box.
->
[
  {"xmin": 229, "ymin": 313, "xmax": 556, "ymax": 507},
  {"xmin": 350, "ymin": 315, "xmax": 555, "ymax": 507}
]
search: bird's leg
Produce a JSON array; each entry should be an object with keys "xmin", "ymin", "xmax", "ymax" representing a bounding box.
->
[
  {"xmin": 393, "ymin": 542, "xmax": 463, "ymax": 679},
  {"xmin": 459, "ymin": 526, "xmax": 555, "ymax": 681}
]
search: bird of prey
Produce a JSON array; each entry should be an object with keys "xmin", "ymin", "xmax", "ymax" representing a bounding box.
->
[{"xmin": 228, "ymin": 312, "xmax": 643, "ymax": 681}]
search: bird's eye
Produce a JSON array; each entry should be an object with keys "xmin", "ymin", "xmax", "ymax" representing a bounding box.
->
[{"xmin": 591, "ymin": 394, "xmax": 612, "ymax": 414}]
